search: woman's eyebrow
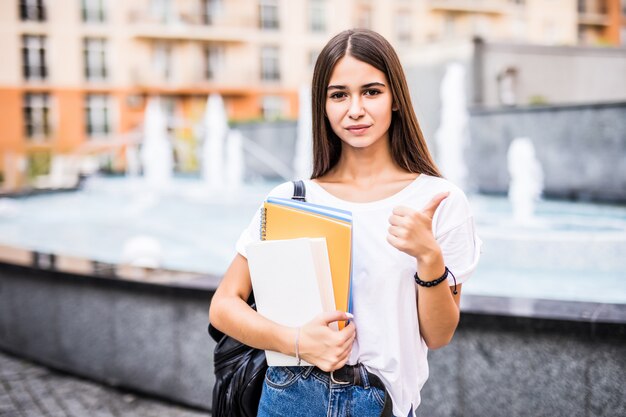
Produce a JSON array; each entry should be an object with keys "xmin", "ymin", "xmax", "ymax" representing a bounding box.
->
[{"xmin": 327, "ymin": 82, "xmax": 386, "ymax": 91}]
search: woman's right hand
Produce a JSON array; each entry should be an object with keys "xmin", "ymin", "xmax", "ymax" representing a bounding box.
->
[{"xmin": 298, "ymin": 311, "xmax": 356, "ymax": 372}]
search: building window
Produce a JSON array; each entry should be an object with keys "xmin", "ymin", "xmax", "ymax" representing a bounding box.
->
[
  {"xmin": 395, "ymin": 12, "xmax": 412, "ymax": 44},
  {"xmin": 309, "ymin": 0, "xmax": 326, "ymax": 33},
  {"xmin": 23, "ymin": 93, "xmax": 51, "ymax": 139},
  {"xmin": 259, "ymin": 0, "xmax": 279, "ymax": 30},
  {"xmin": 153, "ymin": 42, "xmax": 172, "ymax": 81},
  {"xmin": 19, "ymin": 0, "xmax": 46, "ymax": 21},
  {"xmin": 85, "ymin": 94, "xmax": 111, "ymax": 136},
  {"xmin": 202, "ymin": 0, "xmax": 222, "ymax": 24},
  {"xmin": 260, "ymin": 46, "xmax": 280, "ymax": 81},
  {"xmin": 82, "ymin": 0, "xmax": 106, "ymax": 23},
  {"xmin": 84, "ymin": 38, "xmax": 108, "ymax": 81},
  {"xmin": 205, "ymin": 44, "xmax": 224, "ymax": 80},
  {"xmin": 150, "ymin": 0, "xmax": 172, "ymax": 23},
  {"xmin": 261, "ymin": 96, "xmax": 286, "ymax": 120},
  {"xmin": 22, "ymin": 35, "xmax": 47, "ymax": 80}
]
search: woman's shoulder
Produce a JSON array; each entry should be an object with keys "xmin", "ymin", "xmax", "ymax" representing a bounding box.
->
[
  {"xmin": 417, "ymin": 174, "xmax": 473, "ymax": 216},
  {"xmin": 418, "ymin": 174, "xmax": 466, "ymax": 197}
]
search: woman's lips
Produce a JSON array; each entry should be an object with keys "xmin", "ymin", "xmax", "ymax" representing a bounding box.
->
[{"xmin": 346, "ymin": 125, "xmax": 371, "ymax": 135}]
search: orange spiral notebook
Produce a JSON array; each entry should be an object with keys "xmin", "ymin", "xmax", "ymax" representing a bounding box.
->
[{"xmin": 260, "ymin": 197, "xmax": 353, "ymax": 329}]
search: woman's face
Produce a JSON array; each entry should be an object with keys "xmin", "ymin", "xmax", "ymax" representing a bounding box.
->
[{"xmin": 325, "ymin": 54, "xmax": 394, "ymax": 151}]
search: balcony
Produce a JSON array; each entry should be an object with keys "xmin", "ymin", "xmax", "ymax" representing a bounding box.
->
[
  {"xmin": 577, "ymin": 14, "xmax": 610, "ymax": 26},
  {"xmin": 577, "ymin": 0, "xmax": 611, "ymax": 25},
  {"xmin": 429, "ymin": 0, "xmax": 520, "ymax": 15},
  {"xmin": 130, "ymin": 64, "xmax": 258, "ymax": 92},
  {"xmin": 127, "ymin": 8, "xmax": 256, "ymax": 43}
]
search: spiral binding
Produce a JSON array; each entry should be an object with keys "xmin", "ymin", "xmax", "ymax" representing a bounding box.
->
[{"xmin": 260, "ymin": 206, "xmax": 267, "ymax": 241}]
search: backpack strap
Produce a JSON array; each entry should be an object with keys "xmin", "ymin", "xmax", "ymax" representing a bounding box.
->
[
  {"xmin": 209, "ymin": 180, "xmax": 306, "ymax": 343},
  {"xmin": 292, "ymin": 180, "xmax": 306, "ymax": 201}
]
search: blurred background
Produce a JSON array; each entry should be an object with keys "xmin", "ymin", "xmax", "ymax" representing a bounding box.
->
[{"xmin": 0, "ymin": 1, "xmax": 625, "ymax": 416}]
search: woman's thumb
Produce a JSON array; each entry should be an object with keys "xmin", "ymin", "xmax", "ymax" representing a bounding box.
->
[{"xmin": 318, "ymin": 310, "xmax": 353, "ymax": 327}]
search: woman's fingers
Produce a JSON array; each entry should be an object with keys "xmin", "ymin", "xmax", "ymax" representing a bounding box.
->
[
  {"xmin": 317, "ymin": 310, "xmax": 353, "ymax": 327},
  {"xmin": 387, "ymin": 193, "xmax": 449, "ymax": 258},
  {"xmin": 421, "ymin": 192, "xmax": 449, "ymax": 219},
  {"xmin": 299, "ymin": 313, "xmax": 356, "ymax": 371}
]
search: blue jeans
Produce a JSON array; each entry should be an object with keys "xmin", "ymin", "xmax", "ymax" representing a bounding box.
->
[{"xmin": 257, "ymin": 365, "xmax": 387, "ymax": 417}]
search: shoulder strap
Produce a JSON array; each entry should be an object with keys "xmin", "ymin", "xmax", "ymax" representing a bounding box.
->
[{"xmin": 292, "ymin": 180, "xmax": 306, "ymax": 201}]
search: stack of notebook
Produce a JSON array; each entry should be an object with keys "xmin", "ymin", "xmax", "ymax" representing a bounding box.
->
[{"xmin": 246, "ymin": 197, "xmax": 353, "ymax": 366}]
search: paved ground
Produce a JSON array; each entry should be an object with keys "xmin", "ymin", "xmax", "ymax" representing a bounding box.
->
[{"xmin": 0, "ymin": 350, "xmax": 211, "ymax": 417}]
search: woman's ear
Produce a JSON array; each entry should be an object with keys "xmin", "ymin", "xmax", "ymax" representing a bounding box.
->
[{"xmin": 392, "ymin": 102, "xmax": 398, "ymax": 111}]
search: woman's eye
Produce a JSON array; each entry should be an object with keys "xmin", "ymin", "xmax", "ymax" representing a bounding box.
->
[
  {"xmin": 329, "ymin": 92, "xmax": 347, "ymax": 99},
  {"xmin": 364, "ymin": 89, "xmax": 381, "ymax": 96}
]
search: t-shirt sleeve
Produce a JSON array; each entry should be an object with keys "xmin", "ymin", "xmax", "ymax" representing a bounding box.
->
[
  {"xmin": 432, "ymin": 187, "xmax": 482, "ymax": 285},
  {"xmin": 235, "ymin": 181, "xmax": 295, "ymax": 258}
]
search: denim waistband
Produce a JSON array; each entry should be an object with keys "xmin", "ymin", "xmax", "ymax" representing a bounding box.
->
[{"xmin": 309, "ymin": 363, "xmax": 386, "ymax": 391}]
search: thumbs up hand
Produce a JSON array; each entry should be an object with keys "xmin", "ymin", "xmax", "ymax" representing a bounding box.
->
[{"xmin": 387, "ymin": 192, "xmax": 449, "ymax": 262}]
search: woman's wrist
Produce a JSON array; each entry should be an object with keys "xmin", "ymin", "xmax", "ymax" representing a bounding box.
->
[
  {"xmin": 416, "ymin": 248, "xmax": 443, "ymax": 270},
  {"xmin": 275, "ymin": 325, "xmax": 299, "ymax": 357}
]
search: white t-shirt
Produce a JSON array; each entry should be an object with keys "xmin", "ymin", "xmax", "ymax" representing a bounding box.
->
[{"xmin": 236, "ymin": 175, "xmax": 482, "ymax": 417}]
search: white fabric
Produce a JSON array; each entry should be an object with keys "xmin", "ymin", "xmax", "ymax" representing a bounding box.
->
[{"xmin": 235, "ymin": 174, "xmax": 482, "ymax": 417}]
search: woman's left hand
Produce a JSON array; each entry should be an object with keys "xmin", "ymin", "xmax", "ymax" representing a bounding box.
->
[{"xmin": 387, "ymin": 192, "xmax": 449, "ymax": 262}]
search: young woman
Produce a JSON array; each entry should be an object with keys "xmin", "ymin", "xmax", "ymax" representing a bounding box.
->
[{"xmin": 209, "ymin": 28, "xmax": 481, "ymax": 417}]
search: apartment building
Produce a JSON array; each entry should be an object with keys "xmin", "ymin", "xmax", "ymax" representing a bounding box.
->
[{"xmin": 1, "ymin": 0, "xmax": 624, "ymax": 186}]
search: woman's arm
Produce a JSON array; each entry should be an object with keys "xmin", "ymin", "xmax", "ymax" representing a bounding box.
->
[
  {"xmin": 413, "ymin": 251, "xmax": 462, "ymax": 349},
  {"xmin": 209, "ymin": 253, "xmax": 356, "ymax": 371},
  {"xmin": 387, "ymin": 192, "xmax": 462, "ymax": 349}
]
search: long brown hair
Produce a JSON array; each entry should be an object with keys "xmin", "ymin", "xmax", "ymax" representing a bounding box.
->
[{"xmin": 310, "ymin": 28, "xmax": 441, "ymax": 179}]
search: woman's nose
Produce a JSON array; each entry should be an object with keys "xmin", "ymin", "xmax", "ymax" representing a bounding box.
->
[{"xmin": 348, "ymin": 98, "xmax": 365, "ymax": 119}]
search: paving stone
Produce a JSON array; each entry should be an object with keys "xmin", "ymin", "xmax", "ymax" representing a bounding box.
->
[{"xmin": 0, "ymin": 350, "xmax": 210, "ymax": 417}]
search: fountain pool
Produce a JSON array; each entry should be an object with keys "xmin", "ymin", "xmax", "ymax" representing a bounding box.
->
[{"xmin": 0, "ymin": 176, "xmax": 624, "ymax": 305}]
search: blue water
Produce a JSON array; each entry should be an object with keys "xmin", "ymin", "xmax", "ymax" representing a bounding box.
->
[{"xmin": 0, "ymin": 176, "xmax": 625, "ymax": 304}]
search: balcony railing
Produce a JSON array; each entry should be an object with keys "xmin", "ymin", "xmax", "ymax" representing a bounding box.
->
[
  {"xmin": 127, "ymin": 5, "xmax": 257, "ymax": 41},
  {"xmin": 429, "ymin": 0, "xmax": 520, "ymax": 14},
  {"xmin": 577, "ymin": 13, "xmax": 610, "ymax": 26}
]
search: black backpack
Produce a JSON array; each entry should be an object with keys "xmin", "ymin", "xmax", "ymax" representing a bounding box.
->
[{"xmin": 208, "ymin": 180, "xmax": 306, "ymax": 417}]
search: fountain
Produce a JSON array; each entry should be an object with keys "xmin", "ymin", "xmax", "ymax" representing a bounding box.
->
[
  {"xmin": 202, "ymin": 94, "xmax": 228, "ymax": 191},
  {"xmin": 225, "ymin": 129, "xmax": 245, "ymax": 190},
  {"xmin": 140, "ymin": 97, "xmax": 173, "ymax": 188},
  {"xmin": 293, "ymin": 85, "xmax": 313, "ymax": 180},
  {"xmin": 435, "ymin": 62, "xmax": 469, "ymax": 190},
  {"xmin": 507, "ymin": 137, "xmax": 544, "ymax": 224}
]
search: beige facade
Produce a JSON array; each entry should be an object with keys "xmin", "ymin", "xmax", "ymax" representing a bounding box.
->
[{"xmin": 1, "ymin": 0, "xmax": 624, "ymax": 187}]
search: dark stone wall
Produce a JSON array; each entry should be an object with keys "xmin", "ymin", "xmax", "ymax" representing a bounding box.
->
[
  {"xmin": 0, "ymin": 264, "xmax": 215, "ymax": 410},
  {"xmin": 420, "ymin": 314, "xmax": 626, "ymax": 417},
  {"xmin": 467, "ymin": 102, "xmax": 626, "ymax": 202}
]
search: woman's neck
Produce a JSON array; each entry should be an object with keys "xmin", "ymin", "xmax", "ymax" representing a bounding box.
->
[
  {"xmin": 324, "ymin": 140, "xmax": 408, "ymax": 185},
  {"xmin": 313, "ymin": 140, "xmax": 419, "ymax": 203}
]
